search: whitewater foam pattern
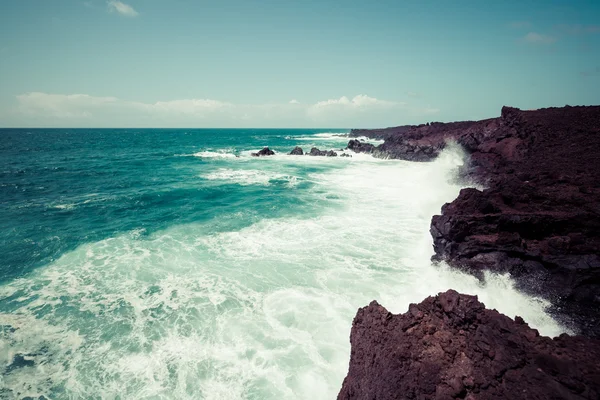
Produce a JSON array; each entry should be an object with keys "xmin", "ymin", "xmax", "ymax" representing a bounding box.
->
[{"xmin": 0, "ymin": 130, "xmax": 569, "ymax": 400}]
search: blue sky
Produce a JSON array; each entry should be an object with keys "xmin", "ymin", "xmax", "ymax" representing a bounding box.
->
[{"xmin": 0, "ymin": 0, "xmax": 599, "ymax": 127}]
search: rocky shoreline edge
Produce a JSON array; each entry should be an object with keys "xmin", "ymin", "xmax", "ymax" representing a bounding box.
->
[{"xmin": 338, "ymin": 105, "xmax": 600, "ymax": 399}]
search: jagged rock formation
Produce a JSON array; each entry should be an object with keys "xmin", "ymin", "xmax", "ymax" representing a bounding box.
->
[
  {"xmin": 350, "ymin": 125, "xmax": 415, "ymax": 141},
  {"xmin": 251, "ymin": 147, "xmax": 275, "ymax": 156},
  {"xmin": 308, "ymin": 147, "xmax": 327, "ymax": 156},
  {"xmin": 338, "ymin": 290, "xmax": 600, "ymax": 400},
  {"xmin": 350, "ymin": 121, "xmax": 479, "ymax": 161},
  {"xmin": 350, "ymin": 105, "xmax": 600, "ymax": 337},
  {"xmin": 307, "ymin": 147, "xmax": 338, "ymax": 156},
  {"xmin": 287, "ymin": 146, "xmax": 340, "ymax": 157}
]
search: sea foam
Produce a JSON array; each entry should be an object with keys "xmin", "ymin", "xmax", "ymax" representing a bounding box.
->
[
  {"xmin": 193, "ymin": 150, "xmax": 238, "ymax": 159},
  {"xmin": 202, "ymin": 168, "xmax": 299, "ymax": 187},
  {"xmin": 0, "ymin": 144, "xmax": 569, "ymax": 400}
]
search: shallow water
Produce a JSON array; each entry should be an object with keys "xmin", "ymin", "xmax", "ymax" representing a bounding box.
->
[{"xmin": 0, "ymin": 129, "xmax": 568, "ymax": 399}]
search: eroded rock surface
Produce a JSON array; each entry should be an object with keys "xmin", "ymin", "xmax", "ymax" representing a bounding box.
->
[{"xmin": 338, "ymin": 290, "xmax": 600, "ymax": 400}]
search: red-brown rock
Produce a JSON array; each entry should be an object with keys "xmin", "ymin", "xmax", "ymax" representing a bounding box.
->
[
  {"xmin": 338, "ymin": 290, "xmax": 600, "ymax": 400},
  {"xmin": 353, "ymin": 105, "xmax": 600, "ymax": 337}
]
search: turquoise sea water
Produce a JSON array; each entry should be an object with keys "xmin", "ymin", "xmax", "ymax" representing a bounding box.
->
[{"xmin": 1, "ymin": 129, "xmax": 567, "ymax": 399}]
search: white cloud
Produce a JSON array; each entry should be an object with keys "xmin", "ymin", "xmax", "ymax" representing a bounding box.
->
[
  {"xmin": 16, "ymin": 93, "xmax": 231, "ymax": 120},
  {"xmin": 17, "ymin": 92, "xmax": 118, "ymax": 118},
  {"xmin": 309, "ymin": 94, "xmax": 398, "ymax": 110},
  {"xmin": 289, "ymin": 99, "xmax": 300, "ymax": 104},
  {"xmin": 306, "ymin": 95, "xmax": 417, "ymax": 127},
  {"xmin": 107, "ymin": 1, "xmax": 138, "ymax": 17},
  {"xmin": 522, "ymin": 32, "xmax": 556, "ymax": 44},
  {"xmin": 139, "ymin": 99, "xmax": 232, "ymax": 115},
  {"xmin": 12, "ymin": 92, "xmax": 438, "ymax": 128}
]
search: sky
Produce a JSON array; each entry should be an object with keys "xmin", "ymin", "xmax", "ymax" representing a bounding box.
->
[{"xmin": 0, "ymin": 0, "xmax": 599, "ymax": 128}]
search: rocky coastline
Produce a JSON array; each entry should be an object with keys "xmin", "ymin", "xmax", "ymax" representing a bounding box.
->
[{"xmin": 338, "ymin": 105, "xmax": 600, "ymax": 398}]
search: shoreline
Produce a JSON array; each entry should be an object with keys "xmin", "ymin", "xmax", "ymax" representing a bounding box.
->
[
  {"xmin": 346, "ymin": 105, "xmax": 600, "ymax": 338},
  {"xmin": 338, "ymin": 105, "xmax": 600, "ymax": 398}
]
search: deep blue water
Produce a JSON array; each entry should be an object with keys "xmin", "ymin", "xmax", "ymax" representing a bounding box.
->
[{"xmin": 0, "ymin": 129, "xmax": 348, "ymax": 282}]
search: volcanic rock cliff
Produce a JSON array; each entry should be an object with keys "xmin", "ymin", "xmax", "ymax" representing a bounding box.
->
[
  {"xmin": 349, "ymin": 105, "xmax": 600, "ymax": 337},
  {"xmin": 338, "ymin": 105, "xmax": 600, "ymax": 399},
  {"xmin": 338, "ymin": 290, "xmax": 600, "ymax": 400}
]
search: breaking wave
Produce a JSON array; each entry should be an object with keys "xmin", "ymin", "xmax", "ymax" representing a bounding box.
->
[
  {"xmin": 193, "ymin": 150, "xmax": 239, "ymax": 159},
  {"xmin": 0, "ymin": 141, "xmax": 569, "ymax": 399},
  {"xmin": 202, "ymin": 168, "xmax": 299, "ymax": 187}
]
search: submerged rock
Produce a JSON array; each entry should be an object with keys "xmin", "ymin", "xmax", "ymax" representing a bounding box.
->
[
  {"xmin": 289, "ymin": 146, "xmax": 304, "ymax": 155},
  {"xmin": 339, "ymin": 290, "xmax": 600, "ymax": 400},
  {"xmin": 326, "ymin": 150, "xmax": 338, "ymax": 157},
  {"xmin": 251, "ymin": 147, "xmax": 275, "ymax": 156}
]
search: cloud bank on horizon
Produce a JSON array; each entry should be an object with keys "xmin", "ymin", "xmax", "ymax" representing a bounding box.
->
[
  {"xmin": 0, "ymin": 0, "xmax": 599, "ymax": 127},
  {"xmin": 11, "ymin": 92, "xmax": 438, "ymax": 128}
]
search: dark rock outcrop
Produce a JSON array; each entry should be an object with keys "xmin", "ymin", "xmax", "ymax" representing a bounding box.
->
[
  {"xmin": 354, "ymin": 105, "xmax": 600, "ymax": 337},
  {"xmin": 307, "ymin": 148, "xmax": 337, "ymax": 156},
  {"xmin": 251, "ymin": 147, "xmax": 275, "ymax": 156},
  {"xmin": 339, "ymin": 106, "xmax": 600, "ymax": 397},
  {"xmin": 428, "ymin": 106, "xmax": 600, "ymax": 337},
  {"xmin": 348, "ymin": 121, "xmax": 480, "ymax": 161},
  {"xmin": 308, "ymin": 147, "xmax": 328, "ymax": 156},
  {"xmin": 350, "ymin": 125, "xmax": 415, "ymax": 141},
  {"xmin": 289, "ymin": 146, "xmax": 304, "ymax": 155},
  {"xmin": 347, "ymin": 139, "xmax": 375, "ymax": 154},
  {"xmin": 339, "ymin": 290, "xmax": 600, "ymax": 400}
]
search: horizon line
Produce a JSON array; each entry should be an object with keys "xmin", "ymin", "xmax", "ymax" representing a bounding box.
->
[{"xmin": 0, "ymin": 127, "xmax": 353, "ymax": 130}]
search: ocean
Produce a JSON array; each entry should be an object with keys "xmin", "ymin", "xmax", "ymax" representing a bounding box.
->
[{"xmin": 0, "ymin": 128, "xmax": 567, "ymax": 399}]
